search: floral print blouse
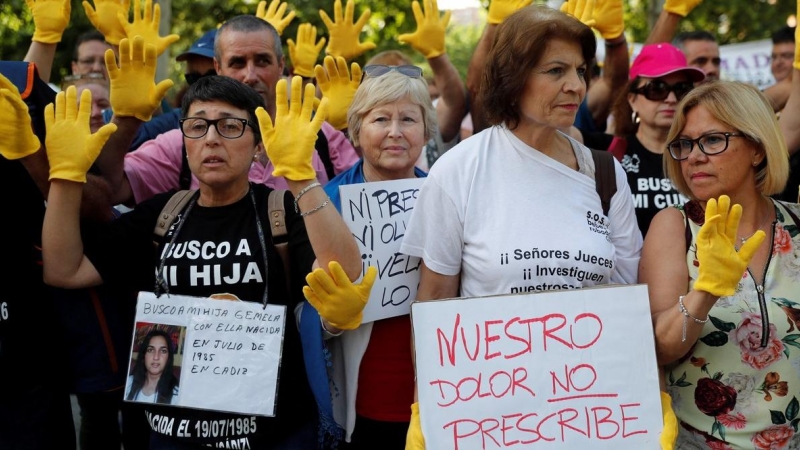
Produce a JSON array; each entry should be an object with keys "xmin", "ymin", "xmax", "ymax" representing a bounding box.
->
[{"xmin": 667, "ymin": 200, "xmax": 800, "ymax": 449}]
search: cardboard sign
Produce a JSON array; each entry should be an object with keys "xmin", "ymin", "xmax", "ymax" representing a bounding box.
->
[
  {"xmin": 125, "ymin": 292, "xmax": 286, "ymax": 417},
  {"xmin": 340, "ymin": 178, "xmax": 424, "ymax": 323},
  {"xmin": 412, "ymin": 284, "xmax": 662, "ymax": 449}
]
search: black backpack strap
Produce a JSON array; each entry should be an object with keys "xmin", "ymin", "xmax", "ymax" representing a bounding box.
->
[
  {"xmin": 179, "ymin": 141, "xmax": 192, "ymax": 190},
  {"xmin": 315, "ymin": 129, "xmax": 336, "ymax": 180},
  {"xmin": 590, "ymin": 149, "xmax": 617, "ymax": 217},
  {"xmin": 154, "ymin": 190, "xmax": 196, "ymax": 241},
  {"xmin": 268, "ymin": 189, "xmax": 291, "ymax": 292}
]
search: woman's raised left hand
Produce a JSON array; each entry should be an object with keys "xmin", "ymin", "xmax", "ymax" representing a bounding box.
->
[{"xmin": 256, "ymin": 76, "xmax": 329, "ymax": 181}]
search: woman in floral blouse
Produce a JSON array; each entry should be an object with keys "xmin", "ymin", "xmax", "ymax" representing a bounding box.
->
[{"xmin": 641, "ymin": 80, "xmax": 800, "ymax": 449}]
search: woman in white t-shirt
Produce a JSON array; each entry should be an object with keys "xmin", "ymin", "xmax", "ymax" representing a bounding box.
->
[
  {"xmin": 125, "ymin": 328, "xmax": 180, "ymax": 405},
  {"xmin": 400, "ymin": 5, "xmax": 649, "ymax": 447}
]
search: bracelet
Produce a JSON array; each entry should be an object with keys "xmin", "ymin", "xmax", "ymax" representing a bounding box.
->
[
  {"xmin": 300, "ymin": 198, "xmax": 330, "ymax": 217},
  {"xmin": 320, "ymin": 316, "xmax": 343, "ymax": 337},
  {"xmin": 294, "ymin": 182, "xmax": 321, "ymax": 213},
  {"xmin": 678, "ymin": 295, "xmax": 709, "ymax": 342},
  {"xmin": 605, "ymin": 36, "xmax": 627, "ymax": 48}
]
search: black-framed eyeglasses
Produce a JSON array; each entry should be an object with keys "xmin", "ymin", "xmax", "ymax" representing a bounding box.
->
[
  {"xmin": 667, "ymin": 132, "xmax": 745, "ymax": 161},
  {"xmin": 363, "ymin": 65, "xmax": 423, "ymax": 79},
  {"xmin": 179, "ymin": 117, "xmax": 253, "ymax": 139},
  {"xmin": 185, "ymin": 69, "xmax": 216, "ymax": 86},
  {"xmin": 631, "ymin": 80, "xmax": 694, "ymax": 102}
]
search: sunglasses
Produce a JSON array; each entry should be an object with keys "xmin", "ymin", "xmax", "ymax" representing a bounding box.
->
[
  {"xmin": 363, "ymin": 65, "xmax": 423, "ymax": 78},
  {"xmin": 185, "ymin": 69, "xmax": 216, "ymax": 86},
  {"xmin": 631, "ymin": 80, "xmax": 694, "ymax": 102}
]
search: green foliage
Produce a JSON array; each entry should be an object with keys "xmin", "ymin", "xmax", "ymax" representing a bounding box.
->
[
  {"xmin": 4, "ymin": 0, "xmax": 795, "ymax": 90},
  {"xmin": 625, "ymin": 0, "xmax": 797, "ymax": 45}
]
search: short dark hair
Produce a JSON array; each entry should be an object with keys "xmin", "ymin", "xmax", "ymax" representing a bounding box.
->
[
  {"xmin": 181, "ymin": 75, "xmax": 266, "ymax": 143},
  {"xmin": 673, "ymin": 30, "xmax": 717, "ymax": 51},
  {"xmin": 479, "ymin": 5, "xmax": 596, "ymax": 130},
  {"xmin": 772, "ymin": 26, "xmax": 796, "ymax": 45},
  {"xmin": 215, "ymin": 15, "xmax": 283, "ymax": 61},
  {"xmin": 73, "ymin": 31, "xmax": 108, "ymax": 61}
]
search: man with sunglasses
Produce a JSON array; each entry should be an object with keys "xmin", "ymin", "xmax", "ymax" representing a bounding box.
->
[
  {"xmin": 95, "ymin": 15, "xmax": 358, "ymax": 209},
  {"xmin": 580, "ymin": 43, "xmax": 705, "ymax": 236}
]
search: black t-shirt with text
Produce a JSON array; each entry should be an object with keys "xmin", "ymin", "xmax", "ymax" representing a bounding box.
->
[
  {"xmin": 84, "ymin": 184, "xmax": 316, "ymax": 448},
  {"xmin": 581, "ymin": 132, "xmax": 687, "ymax": 236}
]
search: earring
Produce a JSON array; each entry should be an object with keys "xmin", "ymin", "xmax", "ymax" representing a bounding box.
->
[
  {"xmin": 253, "ymin": 154, "xmax": 259, "ymax": 162},
  {"xmin": 631, "ymin": 111, "xmax": 640, "ymax": 124},
  {"xmin": 752, "ymin": 159, "xmax": 760, "ymax": 167}
]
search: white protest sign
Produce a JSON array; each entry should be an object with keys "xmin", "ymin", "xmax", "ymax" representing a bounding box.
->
[
  {"xmin": 719, "ymin": 39, "xmax": 775, "ymax": 90},
  {"xmin": 126, "ymin": 292, "xmax": 286, "ymax": 417},
  {"xmin": 412, "ymin": 284, "xmax": 662, "ymax": 449},
  {"xmin": 340, "ymin": 178, "xmax": 424, "ymax": 323}
]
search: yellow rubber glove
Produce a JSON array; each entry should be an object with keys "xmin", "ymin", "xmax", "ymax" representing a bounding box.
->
[
  {"xmin": 288, "ymin": 24, "xmax": 326, "ymax": 78},
  {"xmin": 44, "ymin": 87, "xmax": 117, "ymax": 182},
  {"xmin": 256, "ymin": 0, "xmax": 296, "ymax": 36},
  {"xmin": 794, "ymin": 1, "xmax": 800, "ymax": 70},
  {"xmin": 320, "ymin": 0, "xmax": 376, "ymax": 61},
  {"xmin": 660, "ymin": 391, "xmax": 678, "ymax": 450},
  {"xmin": 663, "ymin": 0, "xmax": 702, "ymax": 17},
  {"xmin": 118, "ymin": 0, "xmax": 179, "ymax": 57},
  {"xmin": 560, "ymin": 0, "xmax": 596, "ymax": 29},
  {"xmin": 26, "ymin": 0, "xmax": 71, "ymax": 44},
  {"xmin": 0, "ymin": 75, "xmax": 41, "ymax": 160},
  {"xmin": 592, "ymin": 0, "xmax": 624, "ymax": 40},
  {"xmin": 487, "ymin": 0, "xmax": 532, "ymax": 25},
  {"xmin": 83, "ymin": 0, "xmax": 130, "ymax": 45},
  {"xmin": 303, "ymin": 262, "xmax": 377, "ymax": 330},
  {"xmin": 405, "ymin": 402, "xmax": 425, "ymax": 450},
  {"xmin": 314, "ymin": 56, "xmax": 361, "ymax": 130},
  {"xmin": 106, "ymin": 36, "xmax": 174, "ymax": 121},
  {"xmin": 256, "ymin": 76, "xmax": 328, "ymax": 181},
  {"xmin": 397, "ymin": 0, "xmax": 451, "ymax": 59},
  {"xmin": 694, "ymin": 195, "xmax": 765, "ymax": 297}
]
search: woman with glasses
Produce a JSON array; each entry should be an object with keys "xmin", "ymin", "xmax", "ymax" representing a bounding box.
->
[
  {"xmin": 581, "ymin": 43, "xmax": 705, "ymax": 237},
  {"xmin": 640, "ymin": 80, "xmax": 800, "ymax": 448},
  {"xmin": 41, "ymin": 75, "xmax": 361, "ymax": 449},
  {"xmin": 300, "ymin": 63, "xmax": 436, "ymax": 449},
  {"xmin": 400, "ymin": 5, "xmax": 645, "ymax": 445}
]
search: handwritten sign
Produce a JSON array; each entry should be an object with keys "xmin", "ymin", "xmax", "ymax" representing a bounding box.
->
[
  {"xmin": 340, "ymin": 178, "xmax": 424, "ymax": 323},
  {"xmin": 411, "ymin": 284, "xmax": 662, "ymax": 449},
  {"xmin": 126, "ymin": 292, "xmax": 286, "ymax": 416}
]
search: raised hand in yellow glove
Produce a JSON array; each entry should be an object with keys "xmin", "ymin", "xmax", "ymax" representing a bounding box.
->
[
  {"xmin": 44, "ymin": 86, "xmax": 117, "ymax": 182},
  {"xmin": 26, "ymin": 0, "xmax": 71, "ymax": 44},
  {"xmin": 106, "ymin": 36, "xmax": 174, "ymax": 121},
  {"xmin": 0, "ymin": 75, "xmax": 41, "ymax": 160},
  {"xmin": 663, "ymin": 0, "xmax": 702, "ymax": 18},
  {"xmin": 660, "ymin": 391, "xmax": 678, "ymax": 450},
  {"xmin": 592, "ymin": 0, "xmax": 624, "ymax": 40},
  {"xmin": 288, "ymin": 24, "xmax": 326, "ymax": 78},
  {"xmin": 487, "ymin": 0, "xmax": 532, "ymax": 25},
  {"xmin": 256, "ymin": 0, "xmax": 296, "ymax": 36},
  {"xmin": 694, "ymin": 195, "xmax": 765, "ymax": 297},
  {"xmin": 256, "ymin": 76, "xmax": 328, "ymax": 181},
  {"xmin": 398, "ymin": 0, "xmax": 451, "ymax": 59},
  {"xmin": 83, "ymin": 0, "xmax": 130, "ymax": 45},
  {"xmin": 560, "ymin": 0, "xmax": 596, "ymax": 29},
  {"xmin": 119, "ymin": 0, "xmax": 179, "ymax": 57},
  {"xmin": 303, "ymin": 262, "xmax": 377, "ymax": 330},
  {"xmin": 405, "ymin": 402, "xmax": 425, "ymax": 450},
  {"xmin": 314, "ymin": 56, "xmax": 361, "ymax": 130},
  {"xmin": 320, "ymin": 0, "xmax": 376, "ymax": 61}
]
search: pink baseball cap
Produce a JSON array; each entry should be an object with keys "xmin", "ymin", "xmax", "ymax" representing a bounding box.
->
[{"xmin": 629, "ymin": 43, "xmax": 706, "ymax": 82}]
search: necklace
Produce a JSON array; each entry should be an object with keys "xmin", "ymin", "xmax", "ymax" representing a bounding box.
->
[{"xmin": 737, "ymin": 202, "xmax": 773, "ymax": 246}]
